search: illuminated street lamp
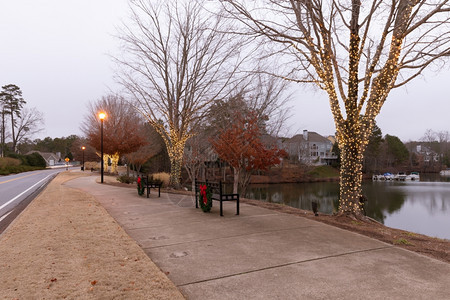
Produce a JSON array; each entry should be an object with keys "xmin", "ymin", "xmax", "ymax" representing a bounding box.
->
[
  {"xmin": 99, "ymin": 112, "xmax": 106, "ymax": 183},
  {"xmin": 81, "ymin": 146, "xmax": 86, "ymax": 171}
]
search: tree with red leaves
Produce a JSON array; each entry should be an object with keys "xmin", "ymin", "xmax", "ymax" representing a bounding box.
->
[
  {"xmin": 211, "ymin": 112, "xmax": 286, "ymax": 194},
  {"xmin": 81, "ymin": 94, "xmax": 147, "ymax": 173}
]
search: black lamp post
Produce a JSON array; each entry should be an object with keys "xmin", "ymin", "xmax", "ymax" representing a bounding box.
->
[
  {"xmin": 81, "ymin": 146, "xmax": 86, "ymax": 171},
  {"xmin": 99, "ymin": 112, "xmax": 106, "ymax": 183}
]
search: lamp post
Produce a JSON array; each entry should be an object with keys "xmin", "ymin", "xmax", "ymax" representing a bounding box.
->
[
  {"xmin": 81, "ymin": 146, "xmax": 86, "ymax": 171},
  {"xmin": 99, "ymin": 112, "xmax": 106, "ymax": 183}
]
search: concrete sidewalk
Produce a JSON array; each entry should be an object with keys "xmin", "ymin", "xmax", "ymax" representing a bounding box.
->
[
  {"xmin": 0, "ymin": 172, "xmax": 184, "ymax": 299},
  {"xmin": 66, "ymin": 174, "xmax": 450, "ymax": 299}
]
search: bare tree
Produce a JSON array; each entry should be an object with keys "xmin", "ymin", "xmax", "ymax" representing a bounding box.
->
[
  {"xmin": 207, "ymin": 71, "xmax": 292, "ymax": 136},
  {"xmin": 222, "ymin": 0, "xmax": 450, "ymax": 217},
  {"xmin": 421, "ymin": 128, "xmax": 449, "ymax": 167},
  {"xmin": 437, "ymin": 130, "xmax": 449, "ymax": 144},
  {"xmin": 421, "ymin": 129, "xmax": 437, "ymax": 143},
  {"xmin": 183, "ymin": 130, "xmax": 213, "ymax": 192},
  {"xmin": 114, "ymin": 0, "xmax": 247, "ymax": 188},
  {"xmin": 236, "ymin": 71, "xmax": 292, "ymax": 136},
  {"xmin": 14, "ymin": 107, "xmax": 45, "ymax": 150}
]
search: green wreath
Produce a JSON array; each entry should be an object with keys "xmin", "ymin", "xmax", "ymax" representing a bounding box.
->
[
  {"xmin": 198, "ymin": 184, "xmax": 212, "ymax": 212},
  {"xmin": 137, "ymin": 176, "xmax": 145, "ymax": 196}
]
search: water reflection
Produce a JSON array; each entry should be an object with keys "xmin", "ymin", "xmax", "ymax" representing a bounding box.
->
[
  {"xmin": 246, "ymin": 175, "xmax": 450, "ymax": 240},
  {"xmin": 362, "ymin": 182, "xmax": 407, "ymax": 223},
  {"xmin": 247, "ymin": 182, "xmax": 339, "ymax": 215}
]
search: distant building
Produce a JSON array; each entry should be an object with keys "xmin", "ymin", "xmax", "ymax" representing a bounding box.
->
[
  {"xmin": 326, "ymin": 135, "xmax": 336, "ymax": 145},
  {"xmin": 280, "ymin": 130, "xmax": 337, "ymax": 165},
  {"xmin": 413, "ymin": 145, "xmax": 439, "ymax": 163},
  {"xmin": 25, "ymin": 151, "xmax": 61, "ymax": 167}
]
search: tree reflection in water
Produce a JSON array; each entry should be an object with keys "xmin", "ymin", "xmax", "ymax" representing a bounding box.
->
[{"xmin": 245, "ymin": 175, "xmax": 450, "ymax": 240}]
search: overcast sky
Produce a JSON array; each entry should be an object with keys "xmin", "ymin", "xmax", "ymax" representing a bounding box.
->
[{"xmin": 1, "ymin": 1, "xmax": 449, "ymax": 142}]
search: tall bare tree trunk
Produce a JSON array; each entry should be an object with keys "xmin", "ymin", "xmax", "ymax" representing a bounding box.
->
[
  {"xmin": 10, "ymin": 114, "xmax": 16, "ymax": 152},
  {"xmin": 233, "ymin": 167, "xmax": 239, "ymax": 194},
  {"xmin": 1, "ymin": 110, "xmax": 5, "ymax": 157}
]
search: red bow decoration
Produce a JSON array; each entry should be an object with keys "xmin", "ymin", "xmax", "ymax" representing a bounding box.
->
[
  {"xmin": 137, "ymin": 177, "xmax": 141, "ymax": 187},
  {"xmin": 200, "ymin": 184, "xmax": 208, "ymax": 205}
]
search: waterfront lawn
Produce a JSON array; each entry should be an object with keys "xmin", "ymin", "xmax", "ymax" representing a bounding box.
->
[{"xmin": 307, "ymin": 165, "xmax": 339, "ymax": 179}]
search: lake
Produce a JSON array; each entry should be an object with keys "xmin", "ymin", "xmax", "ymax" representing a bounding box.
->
[{"xmin": 245, "ymin": 174, "xmax": 450, "ymax": 240}]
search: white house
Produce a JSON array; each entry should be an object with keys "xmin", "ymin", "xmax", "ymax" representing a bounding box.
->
[
  {"xmin": 281, "ymin": 130, "xmax": 337, "ymax": 165},
  {"xmin": 26, "ymin": 151, "xmax": 61, "ymax": 167},
  {"xmin": 414, "ymin": 145, "xmax": 439, "ymax": 163}
]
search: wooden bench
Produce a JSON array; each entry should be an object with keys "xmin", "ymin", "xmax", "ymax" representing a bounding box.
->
[
  {"xmin": 142, "ymin": 176, "xmax": 162, "ymax": 198},
  {"xmin": 195, "ymin": 180, "xmax": 239, "ymax": 216}
]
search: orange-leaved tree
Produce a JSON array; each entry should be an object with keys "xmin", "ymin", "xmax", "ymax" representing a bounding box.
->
[
  {"xmin": 211, "ymin": 112, "xmax": 286, "ymax": 194},
  {"xmin": 81, "ymin": 94, "xmax": 147, "ymax": 173}
]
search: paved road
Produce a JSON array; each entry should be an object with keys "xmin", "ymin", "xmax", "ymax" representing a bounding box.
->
[{"xmin": 0, "ymin": 168, "xmax": 68, "ymax": 233}]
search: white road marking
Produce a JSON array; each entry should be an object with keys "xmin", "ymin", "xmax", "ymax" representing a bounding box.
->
[
  {"xmin": 0, "ymin": 211, "xmax": 13, "ymax": 222},
  {"xmin": 0, "ymin": 210, "xmax": 13, "ymax": 222},
  {"xmin": 0, "ymin": 174, "xmax": 53, "ymax": 211}
]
